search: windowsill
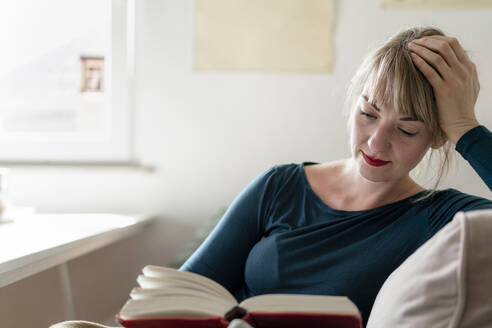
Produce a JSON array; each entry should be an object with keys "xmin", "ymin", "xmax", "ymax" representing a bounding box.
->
[
  {"xmin": 0, "ymin": 212, "xmax": 157, "ymax": 288},
  {"xmin": 0, "ymin": 160, "xmax": 155, "ymax": 172}
]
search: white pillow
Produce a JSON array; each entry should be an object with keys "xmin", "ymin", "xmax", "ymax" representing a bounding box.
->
[{"xmin": 367, "ymin": 209, "xmax": 492, "ymax": 328}]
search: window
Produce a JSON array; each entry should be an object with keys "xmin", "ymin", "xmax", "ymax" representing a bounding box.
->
[{"xmin": 0, "ymin": 0, "xmax": 135, "ymax": 163}]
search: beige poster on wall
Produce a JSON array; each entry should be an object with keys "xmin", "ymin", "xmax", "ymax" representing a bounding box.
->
[
  {"xmin": 381, "ymin": 0, "xmax": 492, "ymax": 8},
  {"xmin": 194, "ymin": 0, "xmax": 335, "ymax": 73}
]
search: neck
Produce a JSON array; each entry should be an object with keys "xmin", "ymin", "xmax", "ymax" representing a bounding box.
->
[{"xmin": 339, "ymin": 158, "xmax": 424, "ymax": 208}]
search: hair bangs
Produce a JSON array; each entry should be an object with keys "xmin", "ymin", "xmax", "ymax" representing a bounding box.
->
[{"xmin": 366, "ymin": 49, "xmax": 426, "ymax": 119}]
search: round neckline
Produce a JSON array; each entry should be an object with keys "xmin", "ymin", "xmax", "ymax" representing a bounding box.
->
[{"xmin": 300, "ymin": 161, "xmax": 429, "ymax": 214}]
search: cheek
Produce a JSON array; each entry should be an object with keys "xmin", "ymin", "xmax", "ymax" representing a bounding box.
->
[
  {"xmin": 400, "ymin": 142, "xmax": 431, "ymax": 166},
  {"xmin": 350, "ymin": 121, "xmax": 365, "ymax": 155},
  {"xmin": 351, "ymin": 117, "xmax": 367, "ymax": 143}
]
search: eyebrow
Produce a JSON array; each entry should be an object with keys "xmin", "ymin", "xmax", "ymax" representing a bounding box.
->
[{"xmin": 361, "ymin": 95, "xmax": 422, "ymax": 122}]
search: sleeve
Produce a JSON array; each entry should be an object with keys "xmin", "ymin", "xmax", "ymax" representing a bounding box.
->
[
  {"xmin": 179, "ymin": 165, "xmax": 280, "ymax": 296},
  {"xmin": 425, "ymin": 190, "xmax": 492, "ymax": 238},
  {"xmin": 455, "ymin": 125, "xmax": 492, "ymax": 191}
]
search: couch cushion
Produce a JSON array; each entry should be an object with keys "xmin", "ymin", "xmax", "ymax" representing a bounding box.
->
[{"xmin": 367, "ymin": 209, "xmax": 492, "ymax": 328}]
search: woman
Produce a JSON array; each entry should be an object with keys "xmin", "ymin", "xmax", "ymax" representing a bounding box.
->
[{"xmin": 181, "ymin": 27, "xmax": 492, "ymax": 326}]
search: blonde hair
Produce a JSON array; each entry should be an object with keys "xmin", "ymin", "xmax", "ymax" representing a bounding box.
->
[{"xmin": 345, "ymin": 26, "xmax": 455, "ymax": 202}]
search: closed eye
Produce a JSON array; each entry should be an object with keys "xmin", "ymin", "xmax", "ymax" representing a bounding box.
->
[
  {"xmin": 360, "ymin": 110, "xmax": 418, "ymax": 137},
  {"xmin": 400, "ymin": 129, "xmax": 417, "ymax": 137},
  {"xmin": 359, "ymin": 110, "xmax": 375, "ymax": 118}
]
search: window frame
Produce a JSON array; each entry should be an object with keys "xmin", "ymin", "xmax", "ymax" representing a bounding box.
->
[{"xmin": 0, "ymin": 0, "xmax": 136, "ymax": 164}]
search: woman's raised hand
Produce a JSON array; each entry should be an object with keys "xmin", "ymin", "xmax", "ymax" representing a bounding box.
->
[{"xmin": 408, "ymin": 35, "xmax": 480, "ymax": 144}]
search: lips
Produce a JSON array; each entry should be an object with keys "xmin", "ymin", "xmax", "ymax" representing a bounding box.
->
[{"xmin": 362, "ymin": 151, "xmax": 391, "ymax": 167}]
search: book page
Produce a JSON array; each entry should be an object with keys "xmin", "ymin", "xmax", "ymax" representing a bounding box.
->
[
  {"xmin": 119, "ymin": 296, "xmax": 232, "ymax": 320},
  {"xmin": 137, "ymin": 275, "xmax": 223, "ymax": 296},
  {"xmin": 130, "ymin": 286, "xmax": 234, "ymax": 307},
  {"xmin": 140, "ymin": 266, "xmax": 237, "ymax": 303},
  {"xmin": 239, "ymin": 294, "xmax": 359, "ymax": 315}
]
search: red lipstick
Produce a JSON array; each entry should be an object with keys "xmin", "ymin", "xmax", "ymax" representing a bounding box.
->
[{"xmin": 362, "ymin": 152, "xmax": 391, "ymax": 167}]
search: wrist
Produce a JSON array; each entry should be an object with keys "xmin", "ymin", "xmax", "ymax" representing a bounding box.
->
[{"xmin": 445, "ymin": 122, "xmax": 480, "ymax": 144}]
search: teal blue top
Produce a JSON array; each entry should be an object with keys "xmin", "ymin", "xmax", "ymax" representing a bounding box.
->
[{"xmin": 181, "ymin": 126, "xmax": 492, "ymax": 326}]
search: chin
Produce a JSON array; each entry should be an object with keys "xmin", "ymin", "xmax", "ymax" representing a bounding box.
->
[
  {"xmin": 357, "ymin": 158, "xmax": 394, "ymax": 183},
  {"xmin": 359, "ymin": 170, "xmax": 391, "ymax": 183}
]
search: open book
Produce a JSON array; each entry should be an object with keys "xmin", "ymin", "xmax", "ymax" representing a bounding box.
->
[{"xmin": 116, "ymin": 265, "xmax": 362, "ymax": 328}]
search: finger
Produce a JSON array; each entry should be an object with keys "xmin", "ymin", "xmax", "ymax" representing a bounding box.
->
[
  {"xmin": 411, "ymin": 36, "xmax": 460, "ymax": 69},
  {"xmin": 408, "ymin": 42, "xmax": 452, "ymax": 80},
  {"xmin": 410, "ymin": 51, "xmax": 443, "ymax": 89},
  {"xmin": 435, "ymin": 36, "xmax": 469, "ymax": 64},
  {"xmin": 418, "ymin": 35, "xmax": 469, "ymax": 65}
]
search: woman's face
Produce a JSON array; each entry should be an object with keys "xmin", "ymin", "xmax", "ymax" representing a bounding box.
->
[{"xmin": 350, "ymin": 94, "xmax": 434, "ymax": 183}]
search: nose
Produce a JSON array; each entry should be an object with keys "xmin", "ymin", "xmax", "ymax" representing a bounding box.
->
[{"xmin": 368, "ymin": 125, "xmax": 392, "ymax": 154}]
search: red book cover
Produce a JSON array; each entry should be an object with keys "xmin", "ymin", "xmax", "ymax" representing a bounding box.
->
[
  {"xmin": 246, "ymin": 312, "xmax": 362, "ymax": 328},
  {"xmin": 116, "ymin": 312, "xmax": 362, "ymax": 328},
  {"xmin": 116, "ymin": 315, "xmax": 229, "ymax": 328}
]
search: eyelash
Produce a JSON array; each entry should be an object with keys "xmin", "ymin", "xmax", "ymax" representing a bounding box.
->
[{"xmin": 359, "ymin": 110, "xmax": 418, "ymax": 137}]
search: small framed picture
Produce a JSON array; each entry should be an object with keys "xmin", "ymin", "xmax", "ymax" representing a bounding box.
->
[{"xmin": 80, "ymin": 56, "xmax": 104, "ymax": 92}]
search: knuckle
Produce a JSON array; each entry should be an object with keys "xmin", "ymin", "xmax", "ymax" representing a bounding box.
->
[
  {"xmin": 436, "ymin": 40, "xmax": 446, "ymax": 50},
  {"xmin": 438, "ymin": 40, "xmax": 451, "ymax": 54},
  {"xmin": 435, "ymin": 54, "xmax": 445, "ymax": 65}
]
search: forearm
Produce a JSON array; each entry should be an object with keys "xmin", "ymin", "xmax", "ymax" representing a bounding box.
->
[{"xmin": 455, "ymin": 125, "xmax": 492, "ymax": 191}]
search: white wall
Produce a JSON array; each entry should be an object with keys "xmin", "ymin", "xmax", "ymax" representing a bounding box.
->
[
  {"xmin": 8, "ymin": 0, "xmax": 492, "ymax": 221},
  {"xmin": 2, "ymin": 1, "xmax": 491, "ymax": 326}
]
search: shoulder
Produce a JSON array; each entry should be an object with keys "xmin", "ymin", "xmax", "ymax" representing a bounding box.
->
[
  {"xmin": 303, "ymin": 160, "xmax": 345, "ymax": 176},
  {"xmin": 417, "ymin": 188, "xmax": 491, "ymax": 222},
  {"xmin": 416, "ymin": 188, "xmax": 492, "ymax": 239},
  {"xmin": 424, "ymin": 188, "xmax": 492, "ymax": 202},
  {"xmin": 255, "ymin": 161, "xmax": 327, "ymax": 194},
  {"xmin": 267, "ymin": 161, "xmax": 343, "ymax": 184},
  {"xmin": 250, "ymin": 162, "xmax": 304, "ymax": 188},
  {"xmin": 264, "ymin": 161, "xmax": 317, "ymax": 178}
]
